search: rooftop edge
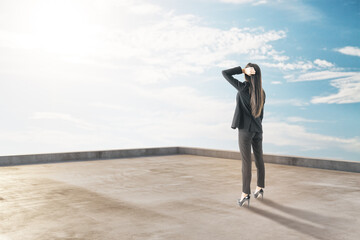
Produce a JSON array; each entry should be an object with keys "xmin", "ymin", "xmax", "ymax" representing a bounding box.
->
[{"xmin": 0, "ymin": 146, "xmax": 359, "ymax": 173}]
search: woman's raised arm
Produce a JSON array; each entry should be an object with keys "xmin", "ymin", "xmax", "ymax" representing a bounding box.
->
[{"xmin": 222, "ymin": 66, "xmax": 245, "ymax": 90}]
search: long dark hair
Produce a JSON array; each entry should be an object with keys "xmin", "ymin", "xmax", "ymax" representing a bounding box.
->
[{"xmin": 244, "ymin": 63, "xmax": 264, "ymax": 118}]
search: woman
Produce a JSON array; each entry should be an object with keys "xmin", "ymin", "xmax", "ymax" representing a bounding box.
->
[{"xmin": 222, "ymin": 63, "xmax": 266, "ymax": 207}]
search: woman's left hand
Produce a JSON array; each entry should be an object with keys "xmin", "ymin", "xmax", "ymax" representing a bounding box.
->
[{"xmin": 244, "ymin": 67, "xmax": 256, "ymax": 76}]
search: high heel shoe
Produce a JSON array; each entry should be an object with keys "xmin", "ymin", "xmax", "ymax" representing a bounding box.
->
[
  {"xmin": 254, "ymin": 188, "xmax": 264, "ymax": 199},
  {"xmin": 238, "ymin": 194, "xmax": 250, "ymax": 207}
]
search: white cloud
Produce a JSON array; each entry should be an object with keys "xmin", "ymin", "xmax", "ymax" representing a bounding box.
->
[
  {"xmin": 311, "ymin": 74, "xmax": 360, "ymax": 104},
  {"xmin": 216, "ymin": 60, "xmax": 240, "ymax": 68},
  {"xmin": 287, "ymin": 71, "xmax": 357, "ymax": 82},
  {"xmin": 266, "ymin": 98, "xmax": 309, "ymax": 107},
  {"xmin": 265, "ymin": 49, "xmax": 289, "ymax": 61},
  {"xmin": 262, "ymin": 58, "xmax": 334, "ymax": 71},
  {"xmin": 263, "ymin": 121, "xmax": 360, "ymax": 153},
  {"xmin": 287, "ymin": 71, "xmax": 360, "ymax": 104},
  {"xmin": 286, "ymin": 117, "xmax": 322, "ymax": 123},
  {"xmin": 262, "ymin": 60, "xmax": 314, "ymax": 71},
  {"xmin": 0, "ymin": 129, "xmax": 109, "ymax": 154},
  {"xmin": 30, "ymin": 112, "xmax": 105, "ymax": 130},
  {"xmin": 219, "ymin": 0, "xmax": 322, "ymax": 22},
  {"xmin": 220, "ymin": 0, "xmax": 263, "ymax": 4},
  {"xmin": 128, "ymin": 3, "xmax": 162, "ymax": 14},
  {"xmin": 334, "ymin": 46, "xmax": 360, "ymax": 57},
  {"xmin": 270, "ymin": 0, "xmax": 323, "ymax": 22},
  {"xmin": 253, "ymin": 0, "xmax": 268, "ymax": 6},
  {"xmin": 314, "ymin": 59, "xmax": 334, "ymax": 68},
  {"xmin": 271, "ymin": 81, "xmax": 282, "ymax": 84},
  {"xmin": 220, "ymin": 0, "xmax": 253, "ymax": 3},
  {"xmin": 0, "ymin": 1, "xmax": 286, "ymax": 85},
  {"xmin": 123, "ymin": 24, "xmax": 286, "ymax": 83}
]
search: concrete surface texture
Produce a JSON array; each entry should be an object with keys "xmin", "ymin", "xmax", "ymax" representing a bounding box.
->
[{"xmin": 0, "ymin": 154, "xmax": 359, "ymax": 240}]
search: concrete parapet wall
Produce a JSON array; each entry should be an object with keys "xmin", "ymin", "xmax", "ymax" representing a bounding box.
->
[
  {"xmin": 0, "ymin": 147, "xmax": 178, "ymax": 167},
  {"xmin": 178, "ymin": 146, "xmax": 360, "ymax": 173},
  {"xmin": 0, "ymin": 146, "xmax": 359, "ymax": 173}
]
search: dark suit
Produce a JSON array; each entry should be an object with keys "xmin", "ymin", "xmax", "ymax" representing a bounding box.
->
[
  {"xmin": 221, "ymin": 66, "xmax": 265, "ymax": 132},
  {"xmin": 222, "ymin": 66, "xmax": 265, "ymax": 194}
]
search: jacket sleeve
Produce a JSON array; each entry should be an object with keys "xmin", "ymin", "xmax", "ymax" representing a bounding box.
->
[{"xmin": 222, "ymin": 66, "xmax": 245, "ymax": 91}]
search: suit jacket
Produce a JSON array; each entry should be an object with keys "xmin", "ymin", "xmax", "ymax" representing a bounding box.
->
[{"xmin": 222, "ymin": 66, "xmax": 265, "ymax": 132}]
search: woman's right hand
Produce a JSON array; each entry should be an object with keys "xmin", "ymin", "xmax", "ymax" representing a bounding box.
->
[{"xmin": 244, "ymin": 67, "xmax": 256, "ymax": 76}]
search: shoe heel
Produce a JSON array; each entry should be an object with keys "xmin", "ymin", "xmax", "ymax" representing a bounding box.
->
[
  {"xmin": 254, "ymin": 189, "xmax": 264, "ymax": 199},
  {"xmin": 238, "ymin": 195, "xmax": 250, "ymax": 207}
]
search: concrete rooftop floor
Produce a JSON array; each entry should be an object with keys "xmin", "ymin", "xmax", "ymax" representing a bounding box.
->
[{"xmin": 0, "ymin": 154, "xmax": 359, "ymax": 240}]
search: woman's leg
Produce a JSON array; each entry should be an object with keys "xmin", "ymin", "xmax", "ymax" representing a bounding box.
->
[
  {"xmin": 252, "ymin": 132, "xmax": 265, "ymax": 188},
  {"xmin": 238, "ymin": 129, "xmax": 253, "ymax": 195}
]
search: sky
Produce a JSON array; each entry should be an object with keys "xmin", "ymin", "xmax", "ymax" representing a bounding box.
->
[{"xmin": 0, "ymin": 0, "xmax": 359, "ymax": 161}]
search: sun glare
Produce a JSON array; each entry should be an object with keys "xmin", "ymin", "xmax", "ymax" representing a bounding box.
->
[{"xmin": 27, "ymin": 1, "xmax": 93, "ymax": 55}]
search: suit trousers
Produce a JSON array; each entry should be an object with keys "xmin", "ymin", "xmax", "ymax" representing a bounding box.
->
[{"xmin": 238, "ymin": 128, "xmax": 265, "ymax": 194}]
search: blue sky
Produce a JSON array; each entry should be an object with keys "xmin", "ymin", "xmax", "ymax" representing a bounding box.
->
[{"xmin": 0, "ymin": 0, "xmax": 359, "ymax": 161}]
